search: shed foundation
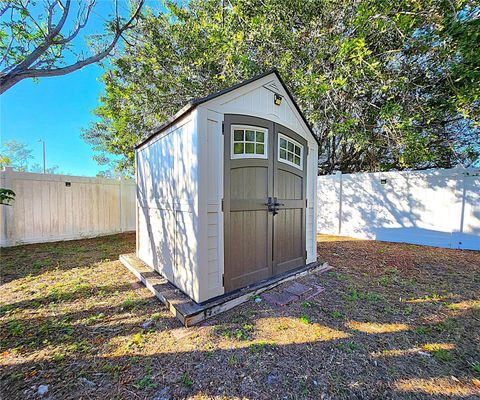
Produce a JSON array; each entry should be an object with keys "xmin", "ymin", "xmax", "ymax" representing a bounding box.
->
[{"xmin": 120, "ymin": 253, "xmax": 330, "ymax": 326}]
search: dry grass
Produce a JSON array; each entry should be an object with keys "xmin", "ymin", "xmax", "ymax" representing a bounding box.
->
[{"xmin": 1, "ymin": 233, "xmax": 479, "ymax": 399}]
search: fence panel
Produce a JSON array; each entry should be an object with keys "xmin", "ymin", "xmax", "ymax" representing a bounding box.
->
[
  {"xmin": 1, "ymin": 168, "xmax": 136, "ymax": 246},
  {"xmin": 317, "ymin": 166, "xmax": 480, "ymax": 250}
]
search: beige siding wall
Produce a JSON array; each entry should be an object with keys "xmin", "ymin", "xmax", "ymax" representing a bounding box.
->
[
  {"xmin": 0, "ymin": 169, "xmax": 135, "ymax": 247},
  {"xmin": 136, "ymin": 112, "xmax": 200, "ymax": 301},
  {"xmin": 196, "ymin": 108, "xmax": 225, "ymax": 301}
]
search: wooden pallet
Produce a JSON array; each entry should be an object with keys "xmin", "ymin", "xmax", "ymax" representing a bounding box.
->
[{"xmin": 120, "ymin": 253, "xmax": 332, "ymax": 327}]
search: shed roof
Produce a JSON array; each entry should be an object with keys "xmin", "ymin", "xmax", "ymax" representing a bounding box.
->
[{"xmin": 135, "ymin": 68, "xmax": 318, "ymax": 149}]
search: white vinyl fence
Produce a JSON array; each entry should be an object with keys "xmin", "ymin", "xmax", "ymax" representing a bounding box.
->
[
  {"xmin": 0, "ymin": 168, "xmax": 136, "ymax": 247},
  {"xmin": 317, "ymin": 165, "xmax": 480, "ymax": 250}
]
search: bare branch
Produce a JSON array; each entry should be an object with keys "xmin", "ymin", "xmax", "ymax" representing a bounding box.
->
[
  {"xmin": 52, "ymin": 0, "xmax": 96, "ymax": 45},
  {"xmin": 46, "ymin": 1, "xmax": 57, "ymax": 34},
  {"xmin": 0, "ymin": 36, "xmax": 15, "ymax": 66},
  {"xmin": 0, "ymin": 2, "xmax": 10, "ymax": 17},
  {"xmin": 0, "ymin": 0, "xmax": 145, "ymax": 94},
  {"xmin": 11, "ymin": 0, "xmax": 72, "ymax": 73}
]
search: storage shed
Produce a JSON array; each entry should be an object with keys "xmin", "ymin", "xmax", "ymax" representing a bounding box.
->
[{"xmin": 135, "ymin": 69, "xmax": 318, "ymax": 304}]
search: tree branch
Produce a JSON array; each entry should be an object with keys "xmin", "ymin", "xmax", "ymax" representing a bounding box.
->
[
  {"xmin": 10, "ymin": 0, "xmax": 72, "ymax": 73},
  {"xmin": 0, "ymin": 0, "xmax": 145, "ymax": 94},
  {"xmin": 52, "ymin": 0, "xmax": 96, "ymax": 45},
  {"xmin": 0, "ymin": 2, "xmax": 10, "ymax": 17}
]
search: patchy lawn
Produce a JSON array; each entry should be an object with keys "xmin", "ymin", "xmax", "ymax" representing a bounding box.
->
[{"xmin": 1, "ymin": 233, "xmax": 479, "ymax": 399}]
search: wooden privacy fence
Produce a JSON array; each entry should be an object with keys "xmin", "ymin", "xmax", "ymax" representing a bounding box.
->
[
  {"xmin": 317, "ymin": 165, "xmax": 480, "ymax": 251},
  {"xmin": 0, "ymin": 168, "xmax": 136, "ymax": 247}
]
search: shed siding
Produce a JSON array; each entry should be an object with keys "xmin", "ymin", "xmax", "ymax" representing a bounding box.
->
[
  {"xmin": 202, "ymin": 75, "xmax": 311, "ymax": 142},
  {"xmin": 196, "ymin": 108, "xmax": 225, "ymax": 301},
  {"xmin": 136, "ymin": 72, "xmax": 318, "ymax": 303},
  {"xmin": 306, "ymin": 144, "xmax": 318, "ymax": 263},
  {"xmin": 136, "ymin": 112, "xmax": 200, "ymax": 301},
  {"xmin": 200, "ymin": 74, "xmax": 318, "ymax": 267}
]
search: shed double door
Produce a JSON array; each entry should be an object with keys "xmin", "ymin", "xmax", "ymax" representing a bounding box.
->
[{"xmin": 223, "ymin": 114, "xmax": 307, "ymax": 292}]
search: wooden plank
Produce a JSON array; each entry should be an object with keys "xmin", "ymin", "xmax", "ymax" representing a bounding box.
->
[{"xmin": 120, "ymin": 253, "xmax": 330, "ymax": 327}]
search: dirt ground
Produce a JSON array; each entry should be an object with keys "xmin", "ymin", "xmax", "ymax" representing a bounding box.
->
[{"xmin": 1, "ymin": 233, "xmax": 479, "ymax": 399}]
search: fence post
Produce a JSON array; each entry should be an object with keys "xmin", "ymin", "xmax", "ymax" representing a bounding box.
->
[
  {"xmin": 119, "ymin": 177, "xmax": 124, "ymax": 233},
  {"xmin": 1, "ymin": 167, "xmax": 14, "ymax": 246},
  {"xmin": 335, "ymin": 171, "xmax": 343, "ymax": 236},
  {"xmin": 454, "ymin": 164, "xmax": 467, "ymax": 249}
]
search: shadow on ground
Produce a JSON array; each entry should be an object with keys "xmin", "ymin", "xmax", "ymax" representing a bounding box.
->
[{"xmin": 1, "ymin": 234, "xmax": 479, "ymax": 399}]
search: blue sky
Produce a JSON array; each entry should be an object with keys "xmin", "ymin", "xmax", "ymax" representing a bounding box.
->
[
  {"xmin": 1, "ymin": 0, "xmax": 165, "ymax": 177},
  {"xmin": 1, "ymin": 64, "xmax": 105, "ymax": 176}
]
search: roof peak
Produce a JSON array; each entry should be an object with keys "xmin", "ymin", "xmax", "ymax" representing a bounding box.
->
[{"xmin": 136, "ymin": 68, "xmax": 317, "ymax": 149}]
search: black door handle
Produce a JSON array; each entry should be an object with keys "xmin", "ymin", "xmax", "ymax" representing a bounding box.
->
[
  {"xmin": 273, "ymin": 197, "xmax": 284, "ymax": 207},
  {"xmin": 265, "ymin": 197, "xmax": 278, "ymax": 215}
]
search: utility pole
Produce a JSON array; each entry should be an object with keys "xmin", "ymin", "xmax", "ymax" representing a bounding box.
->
[{"xmin": 38, "ymin": 139, "xmax": 46, "ymax": 173}]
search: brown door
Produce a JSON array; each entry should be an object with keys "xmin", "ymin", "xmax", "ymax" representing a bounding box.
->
[
  {"xmin": 223, "ymin": 114, "xmax": 306, "ymax": 292},
  {"xmin": 272, "ymin": 124, "xmax": 307, "ymax": 275}
]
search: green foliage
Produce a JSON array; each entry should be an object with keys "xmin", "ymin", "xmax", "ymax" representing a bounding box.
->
[
  {"xmin": 0, "ymin": 188, "xmax": 15, "ymax": 205},
  {"xmin": 472, "ymin": 362, "xmax": 480, "ymax": 375},
  {"xmin": 0, "ymin": 1, "xmax": 144, "ymax": 93},
  {"xmin": 0, "ymin": 154, "xmax": 11, "ymax": 169},
  {"xmin": 181, "ymin": 372, "xmax": 193, "ymax": 387},
  {"xmin": 126, "ymin": 332, "xmax": 145, "ymax": 350},
  {"xmin": 8, "ymin": 319, "xmax": 25, "ymax": 337},
  {"xmin": 134, "ymin": 375, "xmax": 158, "ymax": 390},
  {"xmin": 299, "ymin": 314, "xmax": 312, "ymax": 324},
  {"xmin": 338, "ymin": 341, "xmax": 360, "ymax": 352},
  {"xmin": 0, "ymin": 140, "xmax": 33, "ymax": 171},
  {"xmin": 120, "ymin": 297, "xmax": 148, "ymax": 310},
  {"xmin": 432, "ymin": 349, "xmax": 455, "ymax": 362},
  {"xmin": 331, "ymin": 310, "xmax": 343, "ymax": 319},
  {"xmin": 0, "ymin": 140, "xmax": 60, "ymax": 174},
  {"xmin": 84, "ymin": 0, "xmax": 480, "ymax": 173},
  {"xmin": 151, "ymin": 312, "xmax": 161, "ymax": 321},
  {"xmin": 345, "ymin": 287, "xmax": 383, "ymax": 302},
  {"xmin": 249, "ymin": 340, "xmax": 276, "ymax": 352}
]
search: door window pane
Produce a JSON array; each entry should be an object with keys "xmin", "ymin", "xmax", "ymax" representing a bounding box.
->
[
  {"xmin": 278, "ymin": 134, "xmax": 303, "ymax": 169},
  {"xmin": 246, "ymin": 130, "xmax": 255, "ymax": 141},
  {"xmin": 231, "ymin": 126, "xmax": 268, "ymax": 158},
  {"xmin": 234, "ymin": 143, "xmax": 244, "ymax": 154},
  {"xmin": 234, "ymin": 130, "xmax": 244, "ymax": 141}
]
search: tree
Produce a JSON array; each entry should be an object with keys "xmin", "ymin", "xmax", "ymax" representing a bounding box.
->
[
  {"xmin": 0, "ymin": 154, "xmax": 11, "ymax": 169},
  {"xmin": 0, "ymin": 140, "xmax": 61, "ymax": 173},
  {"xmin": 0, "ymin": 0, "xmax": 145, "ymax": 94},
  {"xmin": 30, "ymin": 163, "xmax": 60, "ymax": 174},
  {"xmin": 84, "ymin": 0, "xmax": 480, "ymax": 174},
  {"xmin": 0, "ymin": 188, "xmax": 15, "ymax": 205},
  {"xmin": 0, "ymin": 140, "xmax": 33, "ymax": 171},
  {"xmin": 96, "ymin": 160, "xmax": 127, "ymax": 179}
]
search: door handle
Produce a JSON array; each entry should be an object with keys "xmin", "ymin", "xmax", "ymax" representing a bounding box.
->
[
  {"xmin": 273, "ymin": 197, "xmax": 284, "ymax": 207},
  {"xmin": 265, "ymin": 197, "xmax": 278, "ymax": 215}
]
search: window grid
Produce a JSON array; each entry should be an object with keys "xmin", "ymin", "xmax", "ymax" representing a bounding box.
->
[
  {"xmin": 278, "ymin": 134, "xmax": 303, "ymax": 169},
  {"xmin": 231, "ymin": 125, "xmax": 268, "ymax": 159}
]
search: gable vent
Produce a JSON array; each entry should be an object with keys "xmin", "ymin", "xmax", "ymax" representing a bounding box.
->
[{"xmin": 263, "ymin": 81, "xmax": 280, "ymax": 93}]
